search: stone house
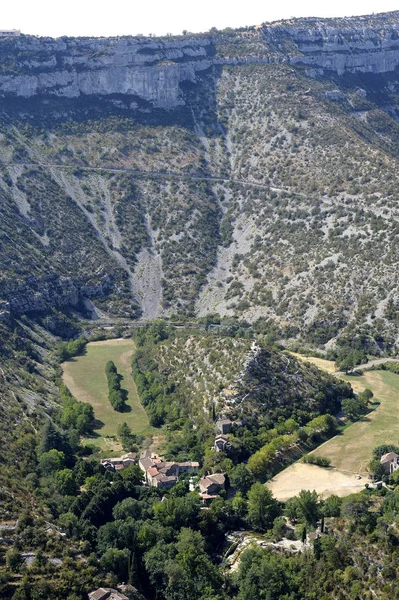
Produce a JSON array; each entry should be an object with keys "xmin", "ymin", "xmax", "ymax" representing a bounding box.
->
[
  {"xmin": 100, "ymin": 452, "xmax": 136, "ymax": 471},
  {"xmin": 152, "ymin": 474, "xmax": 178, "ymax": 489},
  {"xmin": 0, "ymin": 30, "xmax": 21, "ymax": 37},
  {"xmin": 139, "ymin": 453, "xmax": 199, "ymax": 488},
  {"xmin": 199, "ymin": 473, "xmax": 226, "ymax": 496},
  {"xmin": 88, "ymin": 588, "xmax": 129, "ymax": 600},
  {"xmin": 214, "ymin": 434, "xmax": 230, "ymax": 452},
  {"xmin": 380, "ymin": 452, "xmax": 399, "ymax": 474}
]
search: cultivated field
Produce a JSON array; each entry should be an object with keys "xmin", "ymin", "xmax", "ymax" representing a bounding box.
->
[
  {"xmin": 62, "ymin": 338, "xmax": 152, "ymax": 452},
  {"xmin": 267, "ymin": 463, "xmax": 365, "ymax": 501},
  {"xmin": 268, "ymin": 360, "xmax": 399, "ymax": 499},
  {"xmin": 311, "ymin": 370, "xmax": 399, "ymax": 474}
]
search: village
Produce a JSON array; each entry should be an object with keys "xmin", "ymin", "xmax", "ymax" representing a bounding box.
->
[{"xmin": 99, "ymin": 417, "xmax": 236, "ymax": 501}]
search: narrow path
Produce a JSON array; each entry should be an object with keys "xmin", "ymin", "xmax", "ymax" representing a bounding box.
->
[
  {"xmin": 333, "ymin": 357, "xmax": 399, "ymax": 376},
  {"xmin": 3, "ymin": 160, "xmax": 309, "ymax": 197}
]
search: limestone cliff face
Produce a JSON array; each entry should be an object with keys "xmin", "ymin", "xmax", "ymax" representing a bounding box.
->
[
  {"xmin": 0, "ymin": 274, "xmax": 112, "ymax": 316},
  {"xmin": 2, "ymin": 12, "xmax": 399, "ymax": 107},
  {"xmin": 263, "ymin": 12, "xmax": 399, "ymax": 75},
  {"xmin": 0, "ymin": 36, "xmax": 213, "ymax": 107}
]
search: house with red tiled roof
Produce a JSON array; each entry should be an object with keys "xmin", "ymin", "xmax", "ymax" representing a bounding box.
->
[{"xmin": 138, "ymin": 454, "xmax": 199, "ymax": 488}]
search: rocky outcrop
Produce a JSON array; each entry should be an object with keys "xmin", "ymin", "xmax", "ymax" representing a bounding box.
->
[
  {"xmin": 2, "ymin": 12, "xmax": 399, "ymax": 107},
  {"xmin": 0, "ymin": 36, "xmax": 214, "ymax": 108},
  {"xmin": 0, "ymin": 274, "xmax": 112, "ymax": 316},
  {"xmin": 263, "ymin": 11, "xmax": 399, "ymax": 75}
]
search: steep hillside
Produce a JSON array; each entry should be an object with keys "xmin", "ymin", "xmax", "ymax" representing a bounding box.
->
[
  {"xmin": 133, "ymin": 332, "xmax": 351, "ymax": 429},
  {"xmin": 2, "ymin": 12, "xmax": 399, "ymax": 347}
]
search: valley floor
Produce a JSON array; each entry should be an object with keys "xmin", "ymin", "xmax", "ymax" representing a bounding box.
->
[
  {"xmin": 311, "ymin": 370, "xmax": 399, "ymax": 473},
  {"xmin": 62, "ymin": 338, "xmax": 152, "ymax": 453},
  {"xmin": 268, "ymin": 364, "xmax": 399, "ymax": 499}
]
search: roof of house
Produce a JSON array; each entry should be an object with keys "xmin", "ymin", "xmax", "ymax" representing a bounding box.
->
[
  {"xmin": 140, "ymin": 457, "xmax": 155, "ymax": 470},
  {"xmin": 157, "ymin": 462, "xmax": 178, "ymax": 475},
  {"xmin": 148, "ymin": 467, "xmax": 160, "ymax": 477},
  {"xmin": 380, "ymin": 452, "xmax": 399, "ymax": 463},
  {"xmin": 88, "ymin": 588, "xmax": 129, "ymax": 600},
  {"xmin": 217, "ymin": 418, "xmax": 232, "ymax": 425},
  {"xmin": 179, "ymin": 461, "xmax": 200, "ymax": 467},
  {"xmin": 88, "ymin": 588, "xmax": 111, "ymax": 600},
  {"xmin": 215, "ymin": 434, "xmax": 229, "ymax": 442},
  {"xmin": 199, "ymin": 478, "xmax": 217, "ymax": 491},
  {"xmin": 207, "ymin": 473, "xmax": 226, "ymax": 485},
  {"xmin": 199, "ymin": 473, "xmax": 226, "ymax": 491}
]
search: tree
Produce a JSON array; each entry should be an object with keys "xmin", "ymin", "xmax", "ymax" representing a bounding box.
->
[
  {"xmin": 100, "ymin": 548, "xmax": 128, "ymax": 581},
  {"xmin": 301, "ymin": 525, "xmax": 307, "ymax": 544},
  {"xmin": 341, "ymin": 494, "xmax": 372, "ymax": 527},
  {"xmin": 322, "ymin": 494, "xmax": 342, "ymax": 517},
  {"xmin": 39, "ymin": 449, "xmax": 65, "ymax": 475},
  {"xmin": 232, "ymin": 492, "xmax": 248, "ymax": 518},
  {"xmin": 342, "ymin": 397, "xmax": 366, "ymax": 420},
  {"xmin": 272, "ymin": 516, "xmax": 286, "ymax": 541},
  {"xmin": 336, "ymin": 354, "xmax": 355, "ymax": 373},
  {"xmin": 247, "ymin": 483, "xmax": 281, "ymax": 531},
  {"xmin": 295, "ymin": 490, "xmax": 320, "ymax": 526},
  {"xmin": 236, "ymin": 546, "xmax": 296, "ymax": 600},
  {"xmin": 38, "ymin": 420, "xmax": 64, "ymax": 455},
  {"xmin": 361, "ymin": 388, "xmax": 374, "ymax": 402},
  {"xmin": 106, "ymin": 361, "xmax": 127, "ymax": 412},
  {"xmin": 113, "ymin": 497, "xmax": 142, "ymax": 520},
  {"xmin": 285, "ymin": 490, "xmax": 320, "ymax": 526},
  {"xmin": 229, "ymin": 464, "xmax": 254, "ymax": 495},
  {"xmin": 173, "ymin": 528, "xmax": 222, "ymax": 599},
  {"xmin": 6, "ymin": 549, "xmax": 22, "ymax": 572},
  {"xmin": 55, "ymin": 469, "xmax": 77, "ymax": 495}
]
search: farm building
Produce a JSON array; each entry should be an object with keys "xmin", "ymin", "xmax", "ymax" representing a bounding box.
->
[
  {"xmin": 380, "ymin": 452, "xmax": 399, "ymax": 474},
  {"xmin": 0, "ymin": 30, "xmax": 21, "ymax": 37}
]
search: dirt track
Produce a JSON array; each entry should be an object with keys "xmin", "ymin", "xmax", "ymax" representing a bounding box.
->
[{"xmin": 267, "ymin": 463, "xmax": 365, "ymax": 501}]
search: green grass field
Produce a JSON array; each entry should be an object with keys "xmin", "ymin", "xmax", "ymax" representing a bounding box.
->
[
  {"xmin": 310, "ymin": 370, "xmax": 399, "ymax": 474},
  {"xmin": 62, "ymin": 338, "xmax": 153, "ymax": 454}
]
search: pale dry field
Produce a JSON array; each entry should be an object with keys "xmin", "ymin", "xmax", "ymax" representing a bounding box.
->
[
  {"xmin": 268, "ymin": 356, "xmax": 399, "ymax": 499},
  {"xmin": 267, "ymin": 463, "xmax": 365, "ymax": 501},
  {"xmin": 288, "ymin": 352, "xmax": 337, "ymax": 374},
  {"xmin": 310, "ymin": 371, "xmax": 399, "ymax": 473}
]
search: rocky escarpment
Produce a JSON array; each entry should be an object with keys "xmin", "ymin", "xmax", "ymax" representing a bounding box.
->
[
  {"xmin": 0, "ymin": 274, "xmax": 112, "ymax": 317},
  {"xmin": 0, "ymin": 35, "xmax": 215, "ymax": 108},
  {"xmin": 263, "ymin": 12, "xmax": 399, "ymax": 75},
  {"xmin": 3, "ymin": 12, "xmax": 399, "ymax": 343},
  {"xmin": 2, "ymin": 12, "xmax": 399, "ymax": 108}
]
